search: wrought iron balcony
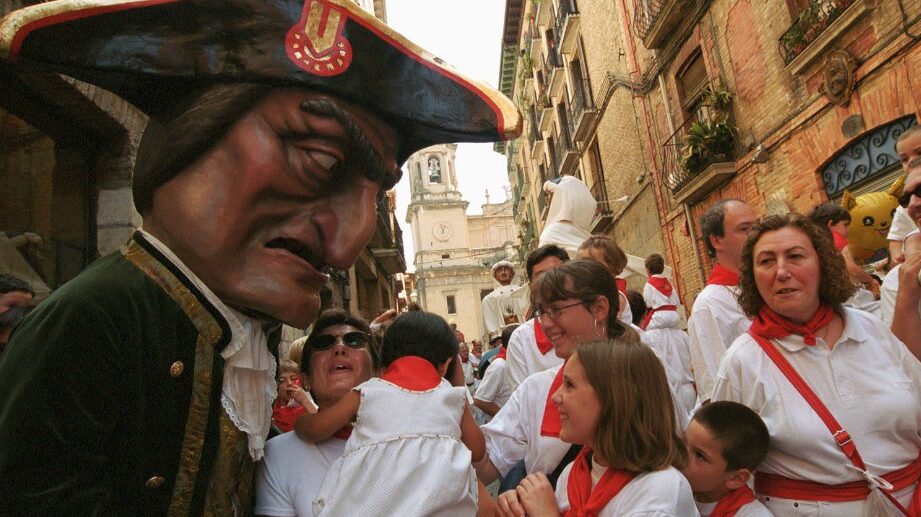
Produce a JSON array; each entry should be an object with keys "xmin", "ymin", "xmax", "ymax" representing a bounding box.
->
[
  {"xmin": 778, "ymin": 0, "xmax": 856, "ymax": 65},
  {"xmin": 661, "ymin": 110, "xmax": 737, "ymax": 203},
  {"xmin": 370, "ymin": 194, "xmax": 406, "ymax": 275},
  {"xmin": 557, "ymin": 0, "xmax": 581, "ymax": 55},
  {"xmin": 569, "ymin": 82, "xmax": 598, "ymax": 143},
  {"xmin": 633, "ymin": 0, "xmax": 688, "ymax": 50},
  {"xmin": 589, "ymin": 179, "xmax": 613, "ymax": 233}
]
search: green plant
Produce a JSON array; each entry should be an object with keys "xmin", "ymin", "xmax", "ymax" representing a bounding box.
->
[
  {"xmin": 679, "ymin": 115, "xmax": 738, "ymax": 176},
  {"xmin": 702, "ymin": 82, "xmax": 732, "ymax": 114}
]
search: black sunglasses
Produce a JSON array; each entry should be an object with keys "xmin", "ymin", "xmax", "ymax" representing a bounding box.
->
[
  {"xmin": 310, "ymin": 331, "xmax": 372, "ymax": 351},
  {"xmin": 899, "ymin": 185, "xmax": 921, "ymax": 208}
]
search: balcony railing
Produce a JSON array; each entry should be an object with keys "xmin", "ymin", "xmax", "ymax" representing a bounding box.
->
[
  {"xmin": 633, "ymin": 0, "xmax": 685, "ymax": 49},
  {"xmin": 661, "ymin": 109, "xmax": 736, "ymax": 196},
  {"xmin": 589, "ymin": 179, "xmax": 614, "ymax": 233},
  {"xmin": 779, "ymin": 0, "xmax": 856, "ymax": 65},
  {"xmin": 556, "ymin": 0, "xmax": 581, "ymax": 55},
  {"xmin": 569, "ymin": 82, "xmax": 598, "ymax": 142}
]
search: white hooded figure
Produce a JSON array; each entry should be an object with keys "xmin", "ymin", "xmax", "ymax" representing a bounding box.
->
[
  {"xmin": 538, "ymin": 176, "xmax": 594, "ymax": 258},
  {"xmin": 537, "ymin": 177, "xmax": 672, "ymax": 282},
  {"xmin": 481, "ymin": 260, "xmax": 528, "ymax": 336}
]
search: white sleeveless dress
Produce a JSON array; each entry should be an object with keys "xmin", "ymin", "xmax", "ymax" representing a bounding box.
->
[{"xmin": 312, "ymin": 377, "xmax": 478, "ymax": 516}]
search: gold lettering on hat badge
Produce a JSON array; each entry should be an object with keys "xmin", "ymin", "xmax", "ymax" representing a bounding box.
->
[{"xmin": 286, "ymin": 0, "xmax": 353, "ymax": 76}]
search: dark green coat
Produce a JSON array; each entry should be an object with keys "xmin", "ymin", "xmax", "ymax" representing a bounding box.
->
[{"xmin": 0, "ymin": 233, "xmax": 275, "ymax": 516}]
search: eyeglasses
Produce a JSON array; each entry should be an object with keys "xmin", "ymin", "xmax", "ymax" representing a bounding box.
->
[
  {"xmin": 310, "ymin": 331, "xmax": 371, "ymax": 351},
  {"xmin": 899, "ymin": 184, "xmax": 921, "ymax": 208},
  {"xmin": 535, "ymin": 301, "xmax": 585, "ymax": 320}
]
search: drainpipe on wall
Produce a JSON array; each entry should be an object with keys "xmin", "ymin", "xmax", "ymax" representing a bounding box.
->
[{"xmin": 658, "ymin": 74, "xmax": 707, "ymax": 287}]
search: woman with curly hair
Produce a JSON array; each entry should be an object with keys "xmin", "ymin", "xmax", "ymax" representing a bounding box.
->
[{"xmin": 712, "ymin": 213, "xmax": 921, "ymax": 515}]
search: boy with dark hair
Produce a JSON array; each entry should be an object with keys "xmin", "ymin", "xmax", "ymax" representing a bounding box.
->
[
  {"xmin": 644, "ymin": 253, "xmax": 665, "ymax": 276},
  {"xmin": 682, "ymin": 401, "xmax": 772, "ymax": 517},
  {"xmin": 808, "ymin": 202, "xmax": 880, "ymax": 297}
]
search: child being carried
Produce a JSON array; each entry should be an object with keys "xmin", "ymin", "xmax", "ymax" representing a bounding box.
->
[{"xmin": 295, "ymin": 310, "xmax": 485, "ymax": 517}]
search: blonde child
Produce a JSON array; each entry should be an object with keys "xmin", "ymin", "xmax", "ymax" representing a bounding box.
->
[
  {"xmin": 271, "ymin": 359, "xmax": 317, "ymax": 433},
  {"xmin": 682, "ymin": 401, "xmax": 773, "ymax": 516},
  {"xmin": 497, "ymin": 335, "xmax": 697, "ymax": 516},
  {"xmin": 294, "ymin": 311, "xmax": 485, "ymax": 516}
]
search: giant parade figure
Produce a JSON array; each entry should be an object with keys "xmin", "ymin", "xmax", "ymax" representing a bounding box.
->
[{"xmin": 0, "ymin": 0, "xmax": 520, "ymax": 513}]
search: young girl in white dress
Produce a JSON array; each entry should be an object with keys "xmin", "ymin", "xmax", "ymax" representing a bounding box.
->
[
  {"xmin": 496, "ymin": 333, "xmax": 699, "ymax": 517},
  {"xmin": 295, "ymin": 311, "xmax": 485, "ymax": 516}
]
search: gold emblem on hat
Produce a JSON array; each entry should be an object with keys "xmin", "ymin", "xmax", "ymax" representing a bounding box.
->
[{"xmin": 286, "ymin": 0, "xmax": 352, "ymax": 77}]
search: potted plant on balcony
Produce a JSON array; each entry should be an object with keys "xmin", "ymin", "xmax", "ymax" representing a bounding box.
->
[{"xmin": 679, "ymin": 82, "xmax": 737, "ymax": 176}]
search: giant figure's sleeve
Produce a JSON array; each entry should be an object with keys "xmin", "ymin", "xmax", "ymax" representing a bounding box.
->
[{"xmin": 0, "ymin": 296, "xmax": 128, "ymax": 515}]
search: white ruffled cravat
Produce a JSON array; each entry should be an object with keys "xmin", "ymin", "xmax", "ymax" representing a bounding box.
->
[{"xmin": 140, "ymin": 230, "xmax": 276, "ymax": 461}]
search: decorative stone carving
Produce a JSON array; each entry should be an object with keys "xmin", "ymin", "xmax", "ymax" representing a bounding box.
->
[{"xmin": 820, "ymin": 50, "xmax": 856, "ymax": 106}]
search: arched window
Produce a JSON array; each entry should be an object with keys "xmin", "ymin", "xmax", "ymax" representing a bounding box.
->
[
  {"xmin": 822, "ymin": 116, "xmax": 917, "ymax": 198},
  {"xmin": 428, "ymin": 156, "xmax": 442, "ymax": 183}
]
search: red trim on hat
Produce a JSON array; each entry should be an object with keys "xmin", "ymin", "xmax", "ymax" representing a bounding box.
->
[
  {"xmin": 343, "ymin": 9, "xmax": 508, "ymax": 139},
  {"xmin": 8, "ymin": 0, "xmax": 180, "ymax": 59}
]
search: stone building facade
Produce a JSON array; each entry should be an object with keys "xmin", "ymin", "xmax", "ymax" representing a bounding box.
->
[
  {"xmin": 406, "ymin": 144, "xmax": 520, "ymax": 341},
  {"xmin": 0, "ymin": 0, "xmax": 404, "ymax": 346},
  {"xmin": 500, "ymin": 0, "xmax": 921, "ymax": 304}
]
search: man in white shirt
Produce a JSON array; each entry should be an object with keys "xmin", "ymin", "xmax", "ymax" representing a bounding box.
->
[
  {"xmin": 687, "ymin": 199, "xmax": 758, "ymax": 402},
  {"xmin": 481, "ymin": 261, "xmax": 528, "ymax": 335},
  {"xmin": 474, "ymin": 324, "xmax": 519, "ymax": 421},
  {"xmin": 505, "ymin": 245, "xmax": 570, "ymax": 393},
  {"xmin": 888, "ymin": 125, "xmax": 921, "ymax": 263}
]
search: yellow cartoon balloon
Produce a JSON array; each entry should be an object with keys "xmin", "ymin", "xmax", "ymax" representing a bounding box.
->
[{"xmin": 841, "ymin": 176, "xmax": 904, "ymax": 264}]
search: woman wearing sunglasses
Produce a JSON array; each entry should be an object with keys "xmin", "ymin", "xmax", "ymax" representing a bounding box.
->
[{"xmin": 255, "ymin": 309, "xmax": 376, "ymax": 517}]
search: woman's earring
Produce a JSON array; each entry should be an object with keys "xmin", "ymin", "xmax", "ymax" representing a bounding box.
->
[{"xmin": 594, "ymin": 319, "xmax": 603, "ymax": 338}]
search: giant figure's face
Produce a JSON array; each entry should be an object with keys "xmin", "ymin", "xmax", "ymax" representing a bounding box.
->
[{"xmin": 145, "ymin": 89, "xmax": 400, "ymax": 326}]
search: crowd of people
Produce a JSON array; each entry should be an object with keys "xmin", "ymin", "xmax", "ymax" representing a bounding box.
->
[{"xmin": 0, "ymin": 0, "xmax": 920, "ymax": 513}]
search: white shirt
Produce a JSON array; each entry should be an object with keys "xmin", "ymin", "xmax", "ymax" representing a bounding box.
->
[
  {"xmin": 475, "ymin": 357, "xmax": 512, "ymax": 415},
  {"xmin": 696, "ymin": 499, "xmax": 773, "ymax": 517},
  {"xmin": 505, "ymin": 319, "xmax": 564, "ymax": 393},
  {"xmin": 889, "ymin": 206, "xmax": 918, "ymax": 241},
  {"xmin": 481, "ymin": 284, "xmax": 528, "ymax": 335},
  {"xmin": 554, "ymin": 465, "xmax": 699, "ymax": 516},
  {"xmin": 254, "ymin": 433, "xmax": 347, "ymax": 517},
  {"xmin": 483, "ymin": 367, "xmax": 572, "ymax": 477},
  {"xmin": 712, "ymin": 307, "xmax": 921, "ymax": 512},
  {"xmin": 643, "ymin": 276, "xmax": 683, "ymax": 330},
  {"xmin": 880, "ymin": 264, "xmax": 901, "ymax": 326},
  {"xmin": 687, "ymin": 283, "xmax": 750, "ymax": 400}
]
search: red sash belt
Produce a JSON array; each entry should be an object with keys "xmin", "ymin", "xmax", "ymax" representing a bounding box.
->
[
  {"xmin": 640, "ymin": 305, "xmax": 676, "ymax": 330},
  {"xmin": 756, "ymin": 453, "xmax": 921, "ymax": 504},
  {"xmin": 749, "ymin": 329, "xmax": 921, "ymax": 515}
]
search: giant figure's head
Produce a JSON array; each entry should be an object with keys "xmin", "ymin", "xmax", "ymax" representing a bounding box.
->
[{"xmin": 0, "ymin": 0, "xmax": 521, "ymax": 326}]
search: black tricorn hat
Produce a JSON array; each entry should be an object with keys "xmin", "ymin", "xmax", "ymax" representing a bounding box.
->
[{"xmin": 0, "ymin": 0, "xmax": 521, "ymax": 163}]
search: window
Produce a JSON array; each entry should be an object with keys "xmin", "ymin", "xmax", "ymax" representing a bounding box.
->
[
  {"xmin": 441, "ymin": 253, "xmax": 451, "ymax": 259},
  {"xmin": 676, "ymin": 49, "xmax": 709, "ymax": 122},
  {"xmin": 480, "ymin": 289, "xmax": 493, "ymax": 301},
  {"xmin": 428, "ymin": 156, "xmax": 442, "ymax": 183},
  {"xmin": 446, "ymin": 295, "xmax": 457, "ymax": 314}
]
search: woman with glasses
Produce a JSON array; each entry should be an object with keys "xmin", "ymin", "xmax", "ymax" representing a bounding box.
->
[
  {"xmin": 255, "ymin": 309, "xmax": 376, "ymax": 517},
  {"xmin": 712, "ymin": 213, "xmax": 921, "ymax": 515},
  {"xmin": 476, "ymin": 260, "xmax": 639, "ymax": 488}
]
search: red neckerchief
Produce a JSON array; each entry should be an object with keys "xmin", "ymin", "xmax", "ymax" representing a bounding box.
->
[
  {"xmin": 711, "ymin": 486, "xmax": 757, "ymax": 517},
  {"xmin": 496, "ymin": 346, "xmax": 508, "ymax": 361},
  {"xmin": 647, "ymin": 275, "xmax": 673, "ymax": 297},
  {"xmin": 749, "ymin": 304, "xmax": 834, "ymax": 346},
  {"xmin": 615, "ymin": 277, "xmax": 627, "ymax": 295},
  {"xmin": 706, "ymin": 264, "xmax": 739, "ymax": 286},
  {"xmin": 564, "ymin": 448, "xmax": 636, "ymax": 517},
  {"xmin": 332, "ymin": 424, "xmax": 352, "ymax": 441},
  {"xmin": 534, "ymin": 318, "xmax": 553, "ymax": 355},
  {"xmin": 540, "ymin": 362, "xmax": 566, "ymax": 437},
  {"xmin": 381, "ymin": 356, "xmax": 441, "ymax": 391}
]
